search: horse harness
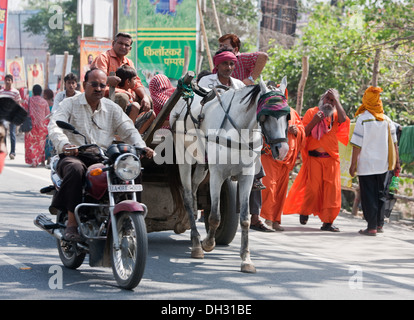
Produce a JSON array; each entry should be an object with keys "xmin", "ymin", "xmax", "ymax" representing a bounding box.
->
[{"xmin": 182, "ymin": 83, "xmax": 261, "ymax": 152}]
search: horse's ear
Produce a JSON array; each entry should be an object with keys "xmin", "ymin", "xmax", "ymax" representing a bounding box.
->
[
  {"xmin": 279, "ymin": 76, "xmax": 287, "ymax": 96},
  {"xmin": 259, "ymin": 76, "xmax": 267, "ymax": 94}
]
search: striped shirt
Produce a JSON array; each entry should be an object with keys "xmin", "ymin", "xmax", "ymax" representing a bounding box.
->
[
  {"xmin": 232, "ymin": 52, "xmax": 261, "ymax": 81},
  {"xmin": 350, "ymin": 110, "xmax": 397, "ymax": 175},
  {"xmin": 0, "ymin": 88, "xmax": 22, "ymax": 104},
  {"xmin": 48, "ymin": 93, "xmax": 146, "ymax": 153}
]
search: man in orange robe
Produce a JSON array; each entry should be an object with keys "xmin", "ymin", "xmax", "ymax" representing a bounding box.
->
[
  {"xmin": 283, "ymin": 89, "xmax": 350, "ymax": 232},
  {"xmin": 261, "ymin": 107, "xmax": 305, "ymax": 231}
]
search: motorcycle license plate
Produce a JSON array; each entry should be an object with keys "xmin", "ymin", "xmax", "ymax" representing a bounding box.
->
[{"xmin": 108, "ymin": 184, "xmax": 143, "ymax": 192}]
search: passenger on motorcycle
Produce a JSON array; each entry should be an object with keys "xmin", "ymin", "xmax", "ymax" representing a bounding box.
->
[{"xmin": 48, "ymin": 68, "xmax": 154, "ymax": 241}]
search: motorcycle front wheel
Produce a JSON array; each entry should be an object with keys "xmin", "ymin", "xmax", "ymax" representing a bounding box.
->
[{"xmin": 111, "ymin": 212, "xmax": 148, "ymax": 290}]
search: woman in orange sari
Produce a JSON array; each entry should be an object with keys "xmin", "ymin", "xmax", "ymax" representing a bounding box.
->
[
  {"xmin": 24, "ymin": 85, "xmax": 50, "ymax": 167},
  {"xmin": 283, "ymin": 89, "xmax": 350, "ymax": 232}
]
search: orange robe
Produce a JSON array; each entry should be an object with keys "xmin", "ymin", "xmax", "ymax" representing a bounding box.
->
[
  {"xmin": 261, "ymin": 108, "xmax": 306, "ymax": 223},
  {"xmin": 283, "ymin": 107, "xmax": 350, "ymax": 223}
]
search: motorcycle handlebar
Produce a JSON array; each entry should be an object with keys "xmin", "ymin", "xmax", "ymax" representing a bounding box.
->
[
  {"xmin": 135, "ymin": 147, "xmax": 147, "ymax": 156},
  {"xmin": 65, "ymin": 144, "xmax": 147, "ymax": 158}
]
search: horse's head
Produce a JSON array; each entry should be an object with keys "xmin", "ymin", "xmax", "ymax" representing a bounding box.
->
[{"xmin": 257, "ymin": 77, "xmax": 290, "ymax": 161}]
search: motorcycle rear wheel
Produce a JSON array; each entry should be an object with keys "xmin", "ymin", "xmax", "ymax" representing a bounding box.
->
[
  {"xmin": 111, "ymin": 212, "xmax": 147, "ymax": 290},
  {"xmin": 56, "ymin": 211, "xmax": 86, "ymax": 269}
]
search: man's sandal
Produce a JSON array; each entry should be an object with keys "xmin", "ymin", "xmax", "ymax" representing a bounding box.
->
[
  {"xmin": 359, "ymin": 229, "xmax": 377, "ymax": 236},
  {"xmin": 64, "ymin": 226, "xmax": 83, "ymax": 242},
  {"xmin": 321, "ymin": 223, "xmax": 340, "ymax": 232},
  {"xmin": 250, "ymin": 222, "xmax": 275, "ymax": 232}
]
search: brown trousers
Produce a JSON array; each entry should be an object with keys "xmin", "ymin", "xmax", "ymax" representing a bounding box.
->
[{"xmin": 51, "ymin": 154, "xmax": 98, "ymax": 213}]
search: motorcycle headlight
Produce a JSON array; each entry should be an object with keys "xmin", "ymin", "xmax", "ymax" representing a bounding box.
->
[{"xmin": 114, "ymin": 153, "xmax": 141, "ymax": 181}]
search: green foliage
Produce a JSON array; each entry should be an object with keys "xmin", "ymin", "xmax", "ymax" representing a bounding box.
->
[
  {"xmin": 214, "ymin": 0, "xmax": 259, "ymax": 24},
  {"xmin": 263, "ymin": 0, "xmax": 414, "ymax": 125},
  {"xmin": 23, "ymin": 0, "xmax": 93, "ymax": 74},
  {"xmin": 137, "ymin": 0, "xmax": 196, "ymax": 28}
]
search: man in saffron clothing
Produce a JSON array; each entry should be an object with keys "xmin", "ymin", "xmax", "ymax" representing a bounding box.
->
[
  {"xmin": 283, "ymin": 89, "xmax": 350, "ymax": 232},
  {"xmin": 260, "ymin": 93, "xmax": 306, "ymax": 231}
]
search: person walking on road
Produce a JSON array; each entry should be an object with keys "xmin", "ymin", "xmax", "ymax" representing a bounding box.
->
[
  {"xmin": 51, "ymin": 73, "xmax": 81, "ymax": 114},
  {"xmin": 283, "ymin": 89, "xmax": 350, "ymax": 232},
  {"xmin": 349, "ymin": 86, "xmax": 400, "ymax": 236},
  {"xmin": 0, "ymin": 74, "xmax": 22, "ymax": 160},
  {"xmin": 261, "ymin": 103, "xmax": 306, "ymax": 231},
  {"xmin": 24, "ymin": 85, "xmax": 50, "ymax": 167}
]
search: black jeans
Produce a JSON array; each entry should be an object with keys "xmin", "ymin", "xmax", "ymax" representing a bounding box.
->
[{"xmin": 358, "ymin": 173, "xmax": 387, "ymax": 230}]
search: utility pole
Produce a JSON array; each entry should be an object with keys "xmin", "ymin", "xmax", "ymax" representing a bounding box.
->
[{"xmin": 257, "ymin": 0, "xmax": 262, "ymax": 51}]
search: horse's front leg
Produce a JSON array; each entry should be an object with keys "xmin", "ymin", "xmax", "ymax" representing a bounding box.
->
[
  {"xmin": 179, "ymin": 164, "xmax": 204, "ymax": 259},
  {"xmin": 201, "ymin": 172, "xmax": 222, "ymax": 252},
  {"xmin": 238, "ymin": 175, "xmax": 256, "ymax": 273}
]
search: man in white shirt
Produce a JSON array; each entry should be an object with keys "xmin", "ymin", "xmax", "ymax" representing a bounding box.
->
[
  {"xmin": 349, "ymin": 86, "xmax": 400, "ymax": 236},
  {"xmin": 48, "ymin": 68, "xmax": 154, "ymax": 241},
  {"xmin": 51, "ymin": 73, "xmax": 81, "ymax": 113},
  {"xmin": 198, "ymin": 49, "xmax": 245, "ymax": 90}
]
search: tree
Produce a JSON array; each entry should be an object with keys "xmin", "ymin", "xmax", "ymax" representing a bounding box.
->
[
  {"xmin": 263, "ymin": 0, "xmax": 413, "ymax": 126},
  {"xmin": 23, "ymin": 0, "xmax": 93, "ymax": 75},
  {"xmin": 199, "ymin": 0, "xmax": 260, "ymax": 71}
]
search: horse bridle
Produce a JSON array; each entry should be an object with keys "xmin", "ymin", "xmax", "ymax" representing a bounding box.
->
[{"xmin": 258, "ymin": 113, "xmax": 289, "ymax": 146}]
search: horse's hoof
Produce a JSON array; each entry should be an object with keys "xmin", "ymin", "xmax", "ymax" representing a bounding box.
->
[
  {"xmin": 191, "ymin": 247, "xmax": 204, "ymax": 259},
  {"xmin": 201, "ymin": 239, "xmax": 215, "ymax": 252},
  {"xmin": 241, "ymin": 262, "xmax": 256, "ymax": 273}
]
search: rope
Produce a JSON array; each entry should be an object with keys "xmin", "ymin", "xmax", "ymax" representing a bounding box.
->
[{"xmin": 177, "ymin": 77, "xmax": 194, "ymax": 100}]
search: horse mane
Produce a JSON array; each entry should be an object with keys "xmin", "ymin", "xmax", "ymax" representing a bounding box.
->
[{"xmin": 239, "ymin": 84, "xmax": 261, "ymax": 111}]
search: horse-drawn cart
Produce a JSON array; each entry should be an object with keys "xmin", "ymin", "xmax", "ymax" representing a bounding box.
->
[{"xmin": 140, "ymin": 71, "xmax": 239, "ymax": 245}]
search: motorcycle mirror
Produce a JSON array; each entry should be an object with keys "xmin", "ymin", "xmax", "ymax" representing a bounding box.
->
[
  {"xmin": 56, "ymin": 120, "xmax": 88, "ymax": 145},
  {"xmin": 56, "ymin": 120, "xmax": 76, "ymax": 131}
]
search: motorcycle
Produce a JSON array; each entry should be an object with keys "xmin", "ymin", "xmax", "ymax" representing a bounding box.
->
[{"xmin": 34, "ymin": 121, "xmax": 148, "ymax": 290}]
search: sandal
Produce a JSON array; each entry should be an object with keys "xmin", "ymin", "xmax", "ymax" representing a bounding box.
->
[
  {"xmin": 359, "ymin": 228, "xmax": 377, "ymax": 236},
  {"xmin": 64, "ymin": 226, "xmax": 83, "ymax": 242},
  {"xmin": 272, "ymin": 221, "xmax": 285, "ymax": 231},
  {"xmin": 321, "ymin": 223, "xmax": 340, "ymax": 232},
  {"xmin": 250, "ymin": 222, "xmax": 275, "ymax": 232},
  {"xmin": 252, "ymin": 179, "xmax": 266, "ymax": 190},
  {"xmin": 299, "ymin": 215, "xmax": 309, "ymax": 225}
]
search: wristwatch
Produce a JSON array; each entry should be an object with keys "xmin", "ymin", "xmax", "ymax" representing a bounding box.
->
[{"xmin": 248, "ymin": 76, "xmax": 254, "ymax": 83}]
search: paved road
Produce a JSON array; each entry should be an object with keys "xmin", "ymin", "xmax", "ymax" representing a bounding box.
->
[{"xmin": 1, "ymin": 139, "xmax": 414, "ymax": 301}]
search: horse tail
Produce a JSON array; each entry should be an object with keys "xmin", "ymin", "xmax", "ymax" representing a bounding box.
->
[{"xmin": 240, "ymin": 84, "xmax": 261, "ymax": 110}]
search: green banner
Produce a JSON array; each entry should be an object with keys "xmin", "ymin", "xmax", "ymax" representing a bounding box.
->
[{"xmin": 119, "ymin": 0, "xmax": 196, "ymax": 86}]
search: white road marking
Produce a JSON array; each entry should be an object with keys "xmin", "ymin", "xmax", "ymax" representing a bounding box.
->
[
  {"xmin": 0, "ymin": 253, "xmax": 32, "ymax": 270},
  {"xmin": 4, "ymin": 166, "xmax": 50, "ymax": 183}
]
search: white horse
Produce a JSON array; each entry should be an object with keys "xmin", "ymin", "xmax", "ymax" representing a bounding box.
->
[{"xmin": 169, "ymin": 78, "xmax": 290, "ymax": 273}]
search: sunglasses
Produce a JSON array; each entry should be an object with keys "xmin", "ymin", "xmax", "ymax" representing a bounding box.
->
[{"xmin": 87, "ymin": 81, "xmax": 107, "ymax": 89}]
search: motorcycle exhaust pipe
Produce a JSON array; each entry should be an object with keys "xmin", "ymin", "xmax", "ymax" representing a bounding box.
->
[{"xmin": 34, "ymin": 214, "xmax": 64, "ymax": 240}]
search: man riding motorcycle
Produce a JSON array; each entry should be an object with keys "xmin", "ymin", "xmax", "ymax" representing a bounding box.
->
[{"xmin": 48, "ymin": 68, "xmax": 154, "ymax": 241}]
